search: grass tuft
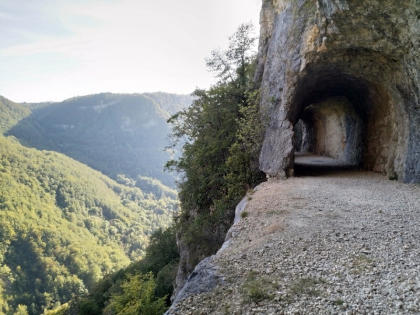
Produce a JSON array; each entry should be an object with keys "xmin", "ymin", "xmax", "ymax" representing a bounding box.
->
[
  {"xmin": 242, "ymin": 271, "xmax": 273, "ymax": 303},
  {"xmin": 289, "ymin": 277, "xmax": 326, "ymax": 297}
]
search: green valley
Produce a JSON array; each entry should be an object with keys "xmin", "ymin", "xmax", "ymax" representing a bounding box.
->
[
  {"xmin": 0, "ymin": 94, "xmax": 186, "ymax": 314},
  {"xmin": 0, "ymin": 135, "xmax": 177, "ymax": 314}
]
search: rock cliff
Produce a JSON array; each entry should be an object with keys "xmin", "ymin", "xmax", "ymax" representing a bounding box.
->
[{"xmin": 256, "ymin": 0, "xmax": 420, "ymax": 183}]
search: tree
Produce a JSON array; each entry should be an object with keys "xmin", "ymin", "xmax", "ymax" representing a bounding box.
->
[
  {"xmin": 206, "ymin": 22, "xmax": 256, "ymax": 86},
  {"xmin": 225, "ymin": 89, "xmax": 265, "ymax": 199},
  {"xmin": 13, "ymin": 305, "xmax": 29, "ymax": 315},
  {"xmin": 165, "ymin": 22, "xmax": 265, "ymax": 270},
  {"xmin": 105, "ymin": 273, "xmax": 167, "ymax": 315},
  {"xmin": 166, "ymin": 23, "xmax": 258, "ymax": 206}
]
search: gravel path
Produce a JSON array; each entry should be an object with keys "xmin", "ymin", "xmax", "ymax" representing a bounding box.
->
[{"xmin": 169, "ymin": 170, "xmax": 420, "ymax": 314}]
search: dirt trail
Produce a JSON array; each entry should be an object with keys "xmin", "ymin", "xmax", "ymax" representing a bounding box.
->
[{"xmin": 169, "ymin": 170, "xmax": 420, "ymax": 314}]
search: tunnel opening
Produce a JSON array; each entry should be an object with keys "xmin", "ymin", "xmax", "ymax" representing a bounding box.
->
[{"xmin": 291, "ymin": 69, "xmax": 371, "ymax": 176}]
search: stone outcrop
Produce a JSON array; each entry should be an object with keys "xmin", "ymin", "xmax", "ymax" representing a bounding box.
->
[
  {"xmin": 165, "ymin": 256, "xmax": 226, "ymax": 315},
  {"xmin": 171, "ymin": 197, "xmax": 249, "ymax": 301},
  {"xmin": 256, "ymin": 0, "xmax": 420, "ymax": 183},
  {"xmin": 166, "ymin": 196, "xmax": 249, "ymax": 314}
]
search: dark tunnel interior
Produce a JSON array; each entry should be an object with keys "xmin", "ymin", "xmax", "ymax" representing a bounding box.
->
[{"xmin": 291, "ymin": 69, "xmax": 372, "ymax": 176}]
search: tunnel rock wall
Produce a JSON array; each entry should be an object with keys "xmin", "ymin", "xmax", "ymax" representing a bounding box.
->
[
  {"xmin": 301, "ymin": 96, "xmax": 364, "ymax": 164},
  {"xmin": 256, "ymin": 0, "xmax": 420, "ymax": 182}
]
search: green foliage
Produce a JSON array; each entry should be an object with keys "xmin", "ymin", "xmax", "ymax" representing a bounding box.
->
[
  {"xmin": 105, "ymin": 273, "xmax": 167, "ymax": 315},
  {"xmin": 131, "ymin": 227, "xmax": 179, "ymax": 275},
  {"xmin": 0, "ymin": 136, "xmax": 176, "ymax": 314},
  {"xmin": 12, "ymin": 305, "xmax": 29, "ymax": 315},
  {"xmin": 8, "ymin": 92, "xmax": 192, "ymax": 189},
  {"xmin": 166, "ymin": 23, "xmax": 265, "ymax": 270},
  {"xmin": 142, "ymin": 92, "xmax": 192, "ymax": 116},
  {"xmin": 0, "ymin": 96, "xmax": 31, "ymax": 134},
  {"xmin": 69, "ymin": 227, "xmax": 179, "ymax": 315},
  {"xmin": 206, "ymin": 23, "xmax": 256, "ymax": 85},
  {"xmin": 243, "ymin": 280, "xmax": 272, "ymax": 303},
  {"xmin": 242, "ymin": 271, "xmax": 274, "ymax": 304},
  {"xmin": 134, "ymin": 176, "xmax": 178, "ymax": 200},
  {"xmin": 389, "ymin": 172, "xmax": 398, "ymax": 181},
  {"xmin": 225, "ymin": 89, "xmax": 265, "ymax": 199},
  {"xmin": 44, "ymin": 304, "xmax": 68, "ymax": 315}
]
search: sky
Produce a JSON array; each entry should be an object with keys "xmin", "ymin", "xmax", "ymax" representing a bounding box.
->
[{"xmin": 0, "ymin": 0, "xmax": 261, "ymax": 103}]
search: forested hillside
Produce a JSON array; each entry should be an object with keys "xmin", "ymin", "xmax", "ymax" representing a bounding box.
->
[
  {"xmin": 0, "ymin": 135, "xmax": 177, "ymax": 314},
  {"xmin": 0, "ymin": 96, "xmax": 31, "ymax": 134},
  {"xmin": 8, "ymin": 92, "xmax": 192, "ymax": 188}
]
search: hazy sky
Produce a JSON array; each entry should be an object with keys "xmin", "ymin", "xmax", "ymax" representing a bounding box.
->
[{"xmin": 0, "ymin": 0, "xmax": 261, "ymax": 103}]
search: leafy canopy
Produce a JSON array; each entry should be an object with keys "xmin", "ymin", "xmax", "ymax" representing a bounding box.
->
[{"xmin": 105, "ymin": 273, "xmax": 167, "ymax": 315}]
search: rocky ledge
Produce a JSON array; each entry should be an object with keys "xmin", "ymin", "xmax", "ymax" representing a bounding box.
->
[{"xmin": 167, "ymin": 170, "xmax": 420, "ymax": 314}]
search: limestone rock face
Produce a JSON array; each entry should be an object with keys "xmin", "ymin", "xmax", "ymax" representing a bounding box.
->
[{"xmin": 257, "ymin": 0, "xmax": 420, "ymax": 182}]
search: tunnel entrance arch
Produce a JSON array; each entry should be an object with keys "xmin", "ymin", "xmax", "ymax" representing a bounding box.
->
[
  {"xmin": 287, "ymin": 58, "xmax": 403, "ymax": 177},
  {"xmin": 259, "ymin": 48, "xmax": 410, "ymax": 180}
]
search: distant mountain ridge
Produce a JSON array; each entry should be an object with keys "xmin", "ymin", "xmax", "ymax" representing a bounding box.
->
[
  {"xmin": 22, "ymin": 92, "xmax": 191, "ymax": 116},
  {"xmin": 7, "ymin": 92, "xmax": 193, "ymax": 189}
]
